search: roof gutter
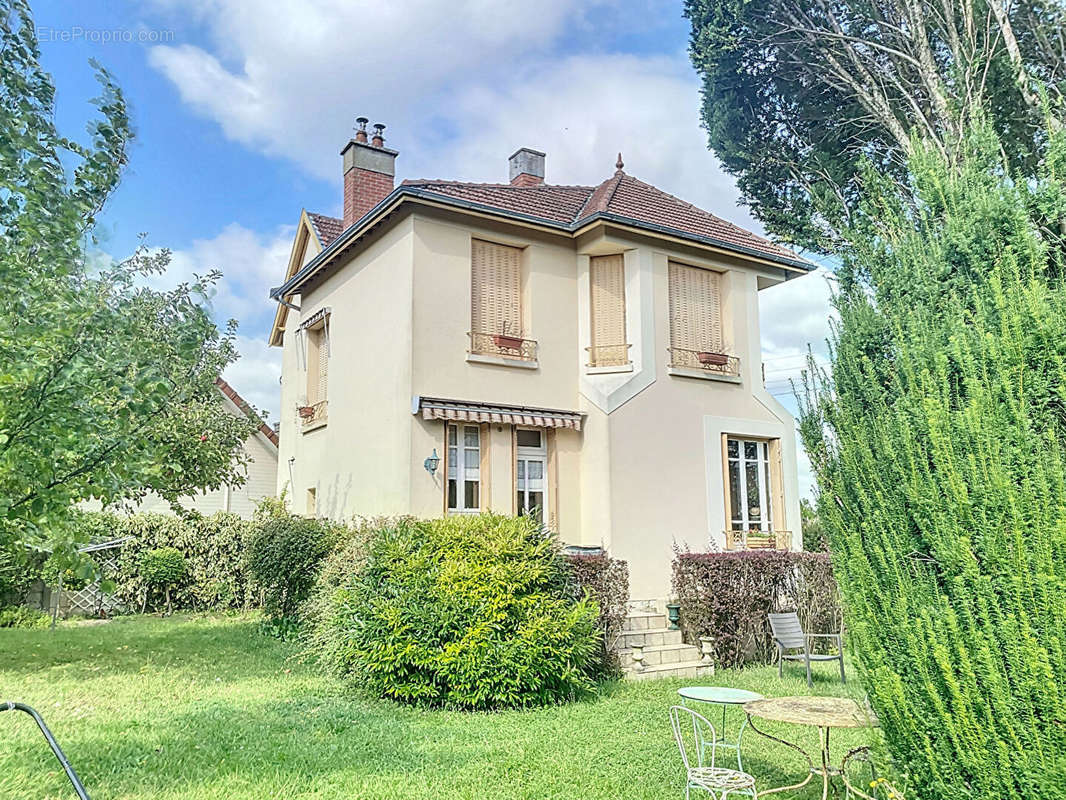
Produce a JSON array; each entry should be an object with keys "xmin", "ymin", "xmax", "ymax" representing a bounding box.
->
[{"xmin": 270, "ymin": 188, "xmax": 813, "ymax": 300}]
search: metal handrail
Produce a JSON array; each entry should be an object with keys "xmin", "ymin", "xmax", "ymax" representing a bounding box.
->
[{"xmin": 2, "ymin": 701, "xmax": 91, "ymax": 799}]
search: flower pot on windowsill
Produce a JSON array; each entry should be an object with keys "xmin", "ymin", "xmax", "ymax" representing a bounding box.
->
[
  {"xmin": 697, "ymin": 351, "xmax": 730, "ymax": 366},
  {"xmin": 493, "ymin": 334, "xmax": 524, "ymax": 350},
  {"xmin": 298, "ymin": 406, "xmax": 315, "ymax": 419}
]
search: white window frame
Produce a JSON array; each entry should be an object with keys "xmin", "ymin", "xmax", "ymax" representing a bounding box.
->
[
  {"xmin": 515, "ymin": 427, "xmax": 548, "ymax": 521},
  {"xmin": 447, "ymin": 423, "xmax": 481, "ymax": 514},
  {"xmin": 727, "ymin": 438, "xmax": 773, "ymax": 532}
]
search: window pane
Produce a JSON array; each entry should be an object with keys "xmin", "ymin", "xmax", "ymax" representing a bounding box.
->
[
  {"xmin": 729, "ymin": 460, "xmax": 742, "ymax": 521},
  {"xmin": 744, "ymin": 441, "xmax": 758, "ymax": 460},
  {"xmin": 529, "ymin": 492, "xmax": 544, "ymax": 512},
  {"xmin": 517, "ymin": 491, "xmax": 526, "ymax": 514},
  {"xmin": 464, "ymin": 427, "xmax": 479, "ymax": 447},
  {"xmin": 464, "ymin": 449, "xmax": 479, "ymax": 469},
  {"xmin": 517, "ymin": 460, "xmax": 525, "ymax": 479},
  {"xmin": 516, "ymin": 429, "xmax": 542, "ymax": 448},
  {"xmin": 465, "ymin": 480, "xmax": 479, "ymax": 509},
  {"xmin": 528, "ymin": 460, "xmax": 543, "ymax": 480},
  {"xmin": 448, "ymin": 447, "xmax": 457, "ymax": 478},
  {"xmin": 764, "ymin": 462, "xmax": 773, "ymax": 525},
  {"xmin": 448, "ymin": 425, "xmax": 457, "ymax": 445},
  {"xmin": 448, "ymin": 479, "xmax": 457, "ymax": 509},
  {"xmin": 727, "ymin": 439, "xmax": 739, "ymax": 459},
  {"xmin": 746, "ymin": 462, "xmax": 761, "ymax": 520}
]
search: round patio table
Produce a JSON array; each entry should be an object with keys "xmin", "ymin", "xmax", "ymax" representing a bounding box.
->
[
  {"xmin": 743, "ymin": 696, "xmax": 881, "ymax": 800},
  {"xmin": 677, "ymin": 686, "xmax": 763, "ymax": 772}
]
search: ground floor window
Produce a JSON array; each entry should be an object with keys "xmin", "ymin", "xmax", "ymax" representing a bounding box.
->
[
  {"xmin": 727, "ymin": 437, "xmax": 773, "ymax": 531},
  {"xmin": 515, "ymin": 428, "xmax": 547, "ymax": 522},
  {"xmin": 447, "ymin": 423, "xmax": 480, "ymax": 514}
]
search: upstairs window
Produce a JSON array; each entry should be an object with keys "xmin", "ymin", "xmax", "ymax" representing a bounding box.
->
[
  {"xmin": 447, "ymin": 423, "xmax": 481, "ymax": 514},
  {"xmin": 470, "ymin": 239, "xmax": 535, "ymax": 361},
  {"xmin": 300, "ymin": 311, "xmax": 330, "ymax": 429},
  {"xmin": 668, "ymin": 261, "xmax": 735, "ymax": 375},
  {"xmin": 587, "ymin": 254, "xmax": 630, "ymax": 368}
]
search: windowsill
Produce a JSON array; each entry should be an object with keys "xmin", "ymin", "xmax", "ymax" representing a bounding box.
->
[
  {"xmin": 586, "ymin": 363, "xmax": 634, "ymax": 375},
  {"xmin": 466, "ymin": 352, "xmax": 539, "ymax": 370},
  {"xmin": 668, "ymin": 366, "xmax": 742, "ymax": 384},
  {"xmin": 301, "ymin": 419, "xmax": 328, "ymax": 433}
]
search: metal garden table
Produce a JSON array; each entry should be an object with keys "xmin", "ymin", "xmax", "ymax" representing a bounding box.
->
[
  {"xmin": 743, "ymin": 696, "xmax": 888, "ymax": 800},
  {"xmin": 677, "ymin": 686, "xmax": 763, "ymax": 771}
]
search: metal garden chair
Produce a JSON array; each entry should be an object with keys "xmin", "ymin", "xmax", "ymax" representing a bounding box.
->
[
  {"xmin": 670, "ymin": 705, "xmax": 758, "ymax": 799},
  {"xmin": 767, "ymin": 611, "xmax": 845, "ymax": 688}
]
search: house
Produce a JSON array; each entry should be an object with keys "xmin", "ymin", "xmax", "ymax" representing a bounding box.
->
[
  {"xmin": 268, "ymin": 118, "xmax": 812, "ymax": 604},
  {"xmin": 105, "ymin": 379, "xmax": 279, "ymax": 519}
]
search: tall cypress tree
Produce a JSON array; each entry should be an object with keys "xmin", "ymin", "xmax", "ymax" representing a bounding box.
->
[{"xmin": 800, "ymin": 125, "xmax": 1066, "ymax": 798}]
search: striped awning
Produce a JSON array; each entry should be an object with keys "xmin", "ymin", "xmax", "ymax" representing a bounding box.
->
[{"xmin": 415, "ymin": 396, "xmax": 584, "ymax": 431}]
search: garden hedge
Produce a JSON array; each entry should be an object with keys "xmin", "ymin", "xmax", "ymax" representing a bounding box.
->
[
  {"xmin": 672, "ymin": 550, "xmax": 840, "ymax": 669},
  {"xmin": 562, "ymin": 552, "xmax": 629, "ymax": 675}
]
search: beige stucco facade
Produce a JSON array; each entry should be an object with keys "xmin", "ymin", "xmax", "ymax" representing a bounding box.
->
[{"xmin": 274, "ymin": 204, "xmax": 803, "ymax": 602}]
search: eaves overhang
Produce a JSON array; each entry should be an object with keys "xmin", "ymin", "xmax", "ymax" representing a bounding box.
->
[{"xmin": 270, "ymin": 188, "xmax": 813, "ymax": 301}]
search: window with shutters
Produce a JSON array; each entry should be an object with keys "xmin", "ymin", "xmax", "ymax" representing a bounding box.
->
[
  {"xmin": 468, "ymin": 239, "xmax": 537, "ymax": 362},
  {"xmin": 722, "ymin": 436, "xmax": 790, "ymax": 550},
  {"xmin": 586, "ymin": 254, "xmax": 630, "ymax": 368},
  {"xmin": 667, "ymin": 261, "xmax": 737, "ymax": 376},
  {"xmin": 301, "ymin": 317, "xmax": 329, "ymax": 431}
]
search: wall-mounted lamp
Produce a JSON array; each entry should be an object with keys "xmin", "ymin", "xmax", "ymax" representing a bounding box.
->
[{"xmin": 423, "ymin": 448, "xmax": 440, "ymax": 475}]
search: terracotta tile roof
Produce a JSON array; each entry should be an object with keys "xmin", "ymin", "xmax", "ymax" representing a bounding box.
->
[
  {"xmin": 215, "ymin": 378, "xmax": 279, "ymax": 448},
  {"xmin": 401, "ymin": 169, "xmax": 809, "ymax": 268},
  {"xmin": 307, "ymin": 212, "xmax": 343, "ymax": 247},
  {"xmin": 401, "ymin": 179, "xmax": 593, "ymax": 225}
]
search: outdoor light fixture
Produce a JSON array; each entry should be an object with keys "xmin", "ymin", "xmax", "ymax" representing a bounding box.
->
[{"xmin": 423, "ymin": 448, "xmax": 440, "ymax": 475}]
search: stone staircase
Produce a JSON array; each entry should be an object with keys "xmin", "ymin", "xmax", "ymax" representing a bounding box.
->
[{"xmin": 616, "ymin": 610, "xmax": 713, "ymax": 681}]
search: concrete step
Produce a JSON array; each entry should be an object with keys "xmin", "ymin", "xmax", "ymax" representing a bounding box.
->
[
  {"xmin": 622, "ymin": 612, "xmax": 668, "ymax": 631},
  {"xmin": 618, "ymin": 642, "xmax": 701, "ymax": 667},
  {"xmin": 619, "ymin": 627, "xmax": 683, "ymax": 648},
  {"xmin": 626, "ymin": 659, "xmax": 714, "ymax": 681}
]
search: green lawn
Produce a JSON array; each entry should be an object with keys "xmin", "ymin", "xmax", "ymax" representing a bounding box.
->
[{"xmin": 1, "ymin": 614, "xmax": 876, "ymax": 799}]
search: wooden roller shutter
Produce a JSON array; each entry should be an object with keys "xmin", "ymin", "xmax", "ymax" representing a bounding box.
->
[
  {"xmin": 472, "ymin": 239, "xmax": 522, "ymax": 337},
  {"xmin": 589, "ymin": 254, "xmax": 627, "ymax": 364},
  {"xmin": 668, "ymin": 261, "xmax": 722, "ymax": 352},
  {"xmin": 316, "ymin": 327, "xmax": 329, "ymax": 402}
]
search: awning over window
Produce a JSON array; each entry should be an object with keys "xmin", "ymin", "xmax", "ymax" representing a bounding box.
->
[{"xmin": 415, "ymin": 396, "xmax": 584, "ymax": 431}]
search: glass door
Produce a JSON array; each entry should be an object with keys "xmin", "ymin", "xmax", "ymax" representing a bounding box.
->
[{"xmin": 515, "ymin": 428, "xmax": 547, "ymax": 522}]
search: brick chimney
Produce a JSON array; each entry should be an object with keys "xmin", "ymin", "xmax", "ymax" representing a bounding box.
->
[
  {"xmin": 509, "ymin": 148, "xmax": 545, "ymax": 186},
  {"xmin": 340, "ymin": 117, "xmax": 398, "ymax": 227}
]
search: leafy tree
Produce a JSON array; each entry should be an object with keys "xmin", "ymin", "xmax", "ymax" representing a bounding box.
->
[
  {"xmin": 799, "ymin": 123, "xmax": 1066, "ymax": 798},
  {"xmin": 0, "ymin": 0, "xmax": 257, "ymax": 555},
  {"xmin": 684, "ymin": 0, "xmax": 1066, "ymax": 250}
]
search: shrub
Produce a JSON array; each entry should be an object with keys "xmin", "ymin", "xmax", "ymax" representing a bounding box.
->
[
  {"xmin": 110, "ymin": 512, "xmax": 255, "ymax": 611},
  {"xmin": 0, "ymin": 542, "xmax": 43, "ymax": 603},
  {"xmin": 245, "ymin": 508, "xmax": 340, "ymax": 625},
  {"xmin": 140, "ymin": 547, "xmax": 188, "ymax": 614},
  {"xmin": 562, "ymin": 552, "xmax": 629, "ymax": 676},
  {"xmin": 0, "ymin": 605, "xmax": 50, "ymax": 629},
  {"xmin": 672, "ymin": 550, "xmax": 840, "ymax": 669},
  {"xmin": 315, "ymin": 514, "xmax": 600, "ymax": 710}
]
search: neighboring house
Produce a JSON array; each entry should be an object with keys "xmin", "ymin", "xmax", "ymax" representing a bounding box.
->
[
  {"xmin": 102, "ymin": 379, "xmax": 279, "ymax": 519},
  {"xmin": 268, "ymin": 119, "xmax": 813, "ymax": 603}
]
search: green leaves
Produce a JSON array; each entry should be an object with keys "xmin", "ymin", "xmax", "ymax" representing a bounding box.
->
[
  {"xmin": 0, "ymin": 1, "xmax": 259, "ymax": 555},
  {"xmin": 800, "ymin": 124, "xmax": 1066, "ymax": 798}
]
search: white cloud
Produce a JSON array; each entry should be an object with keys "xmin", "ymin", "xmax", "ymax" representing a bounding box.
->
[
  {"xmin": 145, "ymin": 1, "xmax": 762, "ymax": 230},
  {"xmin": 141, "ymin": 224, "xmax": 291, "ymax": 419}
]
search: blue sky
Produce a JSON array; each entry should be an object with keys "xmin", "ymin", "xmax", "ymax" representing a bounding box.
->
[{"xmin": 33, "ymin": 0, "xmax": 834, "ymax": 496}]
